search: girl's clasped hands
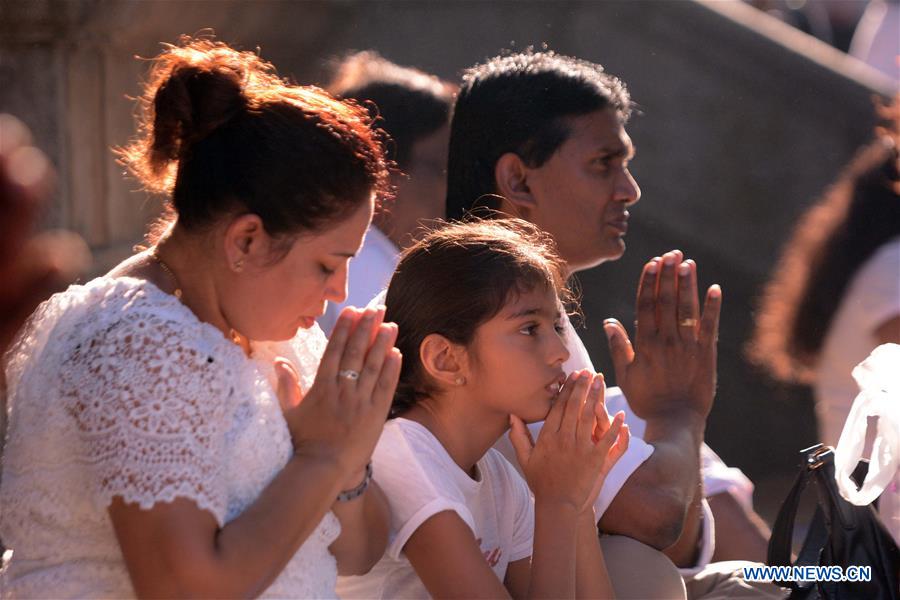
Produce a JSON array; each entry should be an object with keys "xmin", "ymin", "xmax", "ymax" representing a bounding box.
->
[{"xmin": 510, "ymin": 370, "xmax": 630, "ymax": 517}]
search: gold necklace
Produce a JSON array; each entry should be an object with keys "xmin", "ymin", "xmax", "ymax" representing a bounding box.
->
[
  {"xmin": 150, "ymin": 248, "xmax": 248, "ymax": 351},
  {"xmin": 150, "ymin": 249, "xmax": 183, "ymax": 299}
]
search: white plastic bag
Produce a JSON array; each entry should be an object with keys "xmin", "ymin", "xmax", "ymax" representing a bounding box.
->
[{"xmin": 833, "ymin": 343, "xmax": 900, "ymax": 506}]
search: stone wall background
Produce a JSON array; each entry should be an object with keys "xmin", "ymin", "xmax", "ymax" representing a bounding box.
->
[{"xmin": 2, "ymin": 0, "xmax": 894, "ymax": 518}]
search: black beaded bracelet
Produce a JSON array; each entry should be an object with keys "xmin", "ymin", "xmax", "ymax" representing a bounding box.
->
[{"xmin": 336, "ymin": 462, "xmax": 373, "ymax": 502}]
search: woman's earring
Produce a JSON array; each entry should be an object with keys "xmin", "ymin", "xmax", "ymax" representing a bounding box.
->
[
  {"xmin": 455, "ymin": 376, "xmax": 466, "ymax": 386},
  {"xmin": 234, "ymin": 258, "xmax": 244, "ymax": 272}
]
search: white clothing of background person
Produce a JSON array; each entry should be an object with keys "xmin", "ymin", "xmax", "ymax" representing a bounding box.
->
[
  {"xmin": 336, "ymin": 418, "xmax": 535, "ymax": 599},
  {"xmin": 319, "ymin": 226, "xmax": 399, "ymax": 335},
  {"xmin": 814, "ymin": 237, "xmax": 900, "ymax": 446},
  {"xmin": 834, "ymin": 343, "xmax": 900, "ymax": 547},
  {"xmin": 0, "ymin": 277, "xmax": 340, "ymax": 599},
  {"xmin": 849, "ymin": 0, "xmax": 900, "ymax": 82}
]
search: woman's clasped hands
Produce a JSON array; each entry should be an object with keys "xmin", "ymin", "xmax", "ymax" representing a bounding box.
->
[
  {"xmin": 274, "ymin": 306, "xmax": 401, "ymax": 488},
  {"xmin": 509, "ymin": 371, "xmax": 631, "ymax": 515}
]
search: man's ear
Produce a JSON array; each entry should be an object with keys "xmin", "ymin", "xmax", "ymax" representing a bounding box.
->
[
  {"xmin": 419, "ymin": 333, "xmax": 469, "ymax": 389},
  {"xmin": 495, "ymin": 152, "xmax": 538, "ymax": 213},
  {"xmin": 222, "ymin": 213, "xmax": 267, "ymax": 273}
]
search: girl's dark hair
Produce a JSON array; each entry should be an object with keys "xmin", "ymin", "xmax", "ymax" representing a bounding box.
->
[
  {"xmin": 385, "ymin": 218, "xmax": 574, "ymax": 417},
  {"xmin": 750, "ymin": 101, "xmax": 900, "ymax": 382},
  {"xmin": 120, "ymin": 37, "xmax": 391, "ymax": 243}
]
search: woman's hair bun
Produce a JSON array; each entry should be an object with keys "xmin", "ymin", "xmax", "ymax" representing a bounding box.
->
[
  {"xmin": 121, "ymin": 37, "xmax": 274, "ymax": 194},
  {"xmin": 120, "ymin": 35, "xmax": 391, "ymax": 237},
  {"xmin": 151, "ymin": 63, "xmax": 246, "ymax": 166}
]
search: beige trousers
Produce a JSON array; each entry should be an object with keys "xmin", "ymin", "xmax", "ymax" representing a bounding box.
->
[
  {"xmin": 601, "ymin": 535, "xmax": 687, "ymax": 599},
  {"xmin": 684, "ymin": 561, "xmax": 789, "ymax": 600},
  {"xmin": 601, "ymin": 536, "xmax": 788, "ymax": 600}
]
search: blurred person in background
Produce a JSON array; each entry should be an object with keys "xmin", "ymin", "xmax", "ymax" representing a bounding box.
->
[
  {"xmin": 0, "ymin": 37, "xmax": 402, "ymax": 598},
  {"xmin": 318, "ymin": 51, "xmax": 455, "ymax": 335},
  {"xmin": 0, "ymin": 114, "xmax": 90, "ymax": 559},
  {"xmin": 751, "ymin": 96, "xmax": 900, "ymax": 448},
  {"xmin": 0, "ymin": 115, "xmax": 90, "ymax": 359},
  {"xmin": 745, "ymin": 0, "xmax": 869, "ymax": 52},
  {"xmin": 447, "ymin": 50, "xmax": 781, "ymax": 599}
]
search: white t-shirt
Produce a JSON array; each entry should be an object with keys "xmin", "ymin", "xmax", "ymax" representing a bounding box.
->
[
  {"xmin": 319, "ymin": 226, "xmax": 399, "ymax": 335},
  {"xmin": 337, "ymin": 418, "xmax": 535, "ymax": 599},
  {"xmin": 815, "ymin": 237, "xmax": 900, "ymax": 446}
]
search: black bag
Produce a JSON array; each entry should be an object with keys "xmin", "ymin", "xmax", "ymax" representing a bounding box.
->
[{"xmin": 767, "ymin": 444, "xmax": 900, "ymax": 599}]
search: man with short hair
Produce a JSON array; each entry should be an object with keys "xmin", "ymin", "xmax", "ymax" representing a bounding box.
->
[
  {"xmin": 319, "ymin": 51, "xmax": 455, "ymax": 334},
  {"xmin": 448, "ymin": 51, "xmax": 777, "ymax": 598}
]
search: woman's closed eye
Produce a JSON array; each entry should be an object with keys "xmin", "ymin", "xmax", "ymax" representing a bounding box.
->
[{"xmin": 319, "ymin": 263, "xmax": 337, "ymax": 277}]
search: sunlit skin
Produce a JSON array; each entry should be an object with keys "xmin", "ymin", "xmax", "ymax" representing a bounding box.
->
[
  {"xmin": 500, "ymin": 108, "xmax": 640, "ymax": 274},
  {"xmin": 115, "ymin": 197, "xmax": 375, "ymax": 345},
  {"xmin": 216, "ymin": 198, "xmax": 375, "ymax": 342},
  {"xmin": 466, "ymin": 285, "xmax": 571, "ymax": 426},
  {"xmin": 404, "ymin": 285, "xmax": 570, "ymax": 472}
]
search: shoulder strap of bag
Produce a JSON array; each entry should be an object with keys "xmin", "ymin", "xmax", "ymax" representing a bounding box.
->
[{"xmin": 767, "ymin": 444, "xmax": 833, "ymax": 596}]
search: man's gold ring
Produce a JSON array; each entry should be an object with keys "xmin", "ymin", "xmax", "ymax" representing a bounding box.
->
[{"xmin": 679, "ymin": 318, "xmax": 698, "ymax": 327}]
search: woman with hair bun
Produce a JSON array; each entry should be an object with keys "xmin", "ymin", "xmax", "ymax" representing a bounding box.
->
[{"xmin": 0, "ymin": 37, "xmax": 399, "ymax": 598}]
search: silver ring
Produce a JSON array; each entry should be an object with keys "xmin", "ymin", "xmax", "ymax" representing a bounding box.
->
[{"xmin": 338, "ymin": 369, "xmax": 360, "ymax": 381}]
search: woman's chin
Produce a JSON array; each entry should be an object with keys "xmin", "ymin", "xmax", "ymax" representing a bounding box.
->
[{"xmin": 255, "ymin": 326, "xmax": 300, "ymax": 343}]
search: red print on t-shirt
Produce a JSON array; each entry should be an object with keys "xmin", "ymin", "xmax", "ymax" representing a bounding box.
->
[{"xmin": 475, "ymin": 538, "xmax": 502, "ymax": 568}]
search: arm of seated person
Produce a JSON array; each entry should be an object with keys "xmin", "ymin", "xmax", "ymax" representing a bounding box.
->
[
  {"xmin": 597, "ymin": 410, "xmax": 706, "ymax": 551},
  {"xmin": 329, "ymin": 480, "xmax": 390, "ymax": 576},
  {"xmin": 662, "ymin": 478, "xmax": 703, "ymax": 568},
  {"xmin": 405, "ymin": 511, "xmax": 512, "ymax": 599},
  {"xmin": 597, "ymin": 255, "xmax": 719, "ymax": 552},
  {"xmin": 109, "ymin": 454, "xmax": 348, "ymax": 599}
]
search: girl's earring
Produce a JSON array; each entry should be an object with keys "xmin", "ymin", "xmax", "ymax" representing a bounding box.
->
[
  {"xmin": 234, "ymin": 258, "xmax": 244, "ymax": 272},
  {"xmin": 455, "ymin": 376, "xmax": 466, "ymax": 386}
]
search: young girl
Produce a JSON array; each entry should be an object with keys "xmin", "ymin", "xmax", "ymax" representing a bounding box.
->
[{"xmin": 337, "ymin": 219, "xmax": 630, "ymax": 599}]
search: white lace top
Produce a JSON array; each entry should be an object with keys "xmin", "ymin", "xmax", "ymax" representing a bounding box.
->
[{"xmin": 0, "ymin": 276, "xmax": 341, "ymax": 599}]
